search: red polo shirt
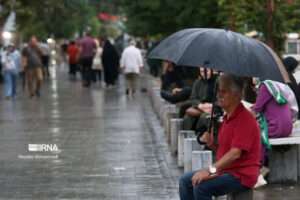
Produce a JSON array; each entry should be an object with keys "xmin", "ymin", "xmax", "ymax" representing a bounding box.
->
[{"xmin": 217, "ymin": 103, "xmax": 261, "ymax": 188}]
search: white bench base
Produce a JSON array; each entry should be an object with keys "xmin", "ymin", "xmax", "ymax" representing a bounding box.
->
[{"xmin": 269, "ymin": 136, "xmax": 300, "ymax": 183}]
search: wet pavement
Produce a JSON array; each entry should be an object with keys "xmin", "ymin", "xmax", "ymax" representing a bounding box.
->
[{"xmin": 0, "ymin": 65, "xmax": 299, "ymax": 199}]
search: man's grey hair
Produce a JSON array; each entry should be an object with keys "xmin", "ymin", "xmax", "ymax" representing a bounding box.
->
[
  {"xmin": 129, "ymin": 39, "xmax": 136, "ymax": 46},
  {"xmin": 219, "ymin": 74, "xmax": 244, "ymax": 95}
]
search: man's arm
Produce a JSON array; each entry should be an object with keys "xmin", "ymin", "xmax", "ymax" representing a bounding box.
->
[
  {"xmin": 192, "ymin": 147, "xmax": 242, "ymax": 186},
  {"xmin": 213, "ymin": 147, "xmax": 242, "ymax": 170}
]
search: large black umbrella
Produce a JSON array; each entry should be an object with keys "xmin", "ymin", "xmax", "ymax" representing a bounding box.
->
[{"xmin": 148, "ymin": 28, "xmax": 289, "ymax": 82}]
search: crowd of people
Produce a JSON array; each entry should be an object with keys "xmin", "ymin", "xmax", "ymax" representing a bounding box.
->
[
  {"xmin": 64, "ymin": 29, "xmax": 144, "ymax": 96},
  {"xmin": 0, "ymin": 29, "xmax": 146, "ymax": 100},
  {"xmin": 157, "ymin": 56, "xmax": 300, "ymax": 199},
  {"xmin": 0, "ymin": 36, "xmax": 50, "ymax": 99}
]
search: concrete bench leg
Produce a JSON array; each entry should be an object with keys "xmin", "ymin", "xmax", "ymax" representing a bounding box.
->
[
  {"xmin": 184, "ymin": 138, "xmax": 204, "ymax": 172},
  {"xmin": 269, "ymin": 145, "xmax": 298, "ymax": 183},
  {"xmin": 170, "ymin": 118, "xmax": 183, "ymax": 155},
  {"xmin": 227, "ymin": 190, "xmax": 253, "ymax": 200},
  {"xmin": 163, "ymin": 104, "xmax": 177, "ymax": 136},
  {"xmin": 166, "ymin": 113, "xmax": 178, "ymax": 143},
  {"xmin": 192, "ymin": 150, "xmax": 212, "ymax": 171},
  {"xmin": 178, "ymin": 130, "xmax": 195, "ymax": 167}
]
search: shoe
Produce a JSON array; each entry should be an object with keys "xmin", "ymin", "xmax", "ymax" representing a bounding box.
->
[
  {"xmin": 126, "ymin": 89, "xmax": 129, "ymax": 95},
  {"xmin": 260, "ymin": 166, "xmax": 270, "ymax": 177},
  {"xmin": 5, "ymin": 96, "xmax": 10, "ymax": 100},
  {"xmin": 254, "ymin": 174, "xmax": 267, "ymax": 189}
]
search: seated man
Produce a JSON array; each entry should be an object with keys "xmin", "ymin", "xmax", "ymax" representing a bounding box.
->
[{"xmin": 179, "ymin": 74, "xmax": 261, "ymax": 200}]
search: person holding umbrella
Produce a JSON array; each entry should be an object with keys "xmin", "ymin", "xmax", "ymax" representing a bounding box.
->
[{"xmin": 179, "ymin": 74, "xmax": 261, "ymax": 200}]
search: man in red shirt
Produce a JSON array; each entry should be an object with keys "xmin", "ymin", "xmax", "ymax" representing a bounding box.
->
[{"xmin": 179, "ymin": 74, "xmax": 261, "ymax": 200}]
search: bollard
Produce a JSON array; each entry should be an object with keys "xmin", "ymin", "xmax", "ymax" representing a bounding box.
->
[
  {"xmin": 170, "ymin": 118, "xmax": 183, "ymax": 154},
  {"xmin": 184, "ymin": 138, "xmax": 204, "ymax": 172},
  {"xmin": 178, "ymin": 130, "xmax": 195, "ymax": 167},
  {"xmin": 192, "ymin": 150, "xmax": 213, "ymax": 171}
]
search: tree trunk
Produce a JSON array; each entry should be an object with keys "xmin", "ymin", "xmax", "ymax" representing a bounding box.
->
[{"xmin": 266, "ymin": 0, "xmax": 275, "ymax": 49}]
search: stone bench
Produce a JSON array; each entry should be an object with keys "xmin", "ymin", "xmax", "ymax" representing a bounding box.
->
[
  {"xmin": 178, "ymin": 130, "xmax": 195, "ymax": 167},
  {"xmin": 170, "ymin": 118, "xmax": 183, "ymax": 154},
  {"xmin": 192, "ymin": 150, "xmax": 212, "ymax": 171},
  {"xmin": 162, "ymin": 104, "xmax": 178, "ymax": 142},
  {"xmin": 268, "ymin": 135, "xmax": 300, "ymax": 183},
  {"xmin": 184, "ymin": 138, "xmax": 204, "ymax": 172}
]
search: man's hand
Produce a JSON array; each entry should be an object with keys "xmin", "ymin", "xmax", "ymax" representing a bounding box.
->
[{"xmin": 191, "ymin": 169, "xmax": 210, "ymax": 186}]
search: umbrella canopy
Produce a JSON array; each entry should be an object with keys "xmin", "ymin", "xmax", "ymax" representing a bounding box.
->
[{"xmin": 148, "ymin": 28, "xmax": 289, "ymax": 83}]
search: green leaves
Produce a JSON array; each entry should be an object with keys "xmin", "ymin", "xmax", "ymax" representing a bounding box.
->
[
  {"xmin": 0, "ymin": 0, "xmax": 101, "ymax": 40},
  {"xmin": 121, "ymin": 0, "xmax": 300, "ymax": 53}
]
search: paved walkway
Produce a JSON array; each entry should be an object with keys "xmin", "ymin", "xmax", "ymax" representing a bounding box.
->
[
  {"xmin": 0, "ymin": 65, "xmax": 299, "ymax": 199},
  {"xmin": 0, "ymin": 65, "xmax": 180, "ymax": 199}
]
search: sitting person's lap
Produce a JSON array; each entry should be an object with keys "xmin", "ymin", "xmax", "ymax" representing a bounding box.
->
[{"xmin": 179, "ymin": 172, "xmax": 248, "ymax": 199}]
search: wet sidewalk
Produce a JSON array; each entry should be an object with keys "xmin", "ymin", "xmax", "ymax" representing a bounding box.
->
[
  {"xmin": 0, "ymin": 66, "xmax": 180, "ymax": 199},
  {"xmin": 0, "ymin": 65, "xmax": 299, "ymax": 199}
]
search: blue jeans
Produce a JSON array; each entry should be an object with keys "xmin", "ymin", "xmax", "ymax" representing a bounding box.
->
[
  {"xmin": 179, "ymin": 172, "xmax": 248, "ymax": 200},
  {"xmin": 4, "ymin": 70, "xmax": 17, "ymax": 98}
]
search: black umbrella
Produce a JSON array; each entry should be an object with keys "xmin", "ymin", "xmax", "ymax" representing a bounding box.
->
[{"xmin": 148, "ymin": 28, "xmax": 289, "ymax": 83}]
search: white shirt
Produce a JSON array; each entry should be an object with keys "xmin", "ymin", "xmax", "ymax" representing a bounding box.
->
[{"xmin": 120, "ymin": 45, "xmax": 143, "ymax": 74}]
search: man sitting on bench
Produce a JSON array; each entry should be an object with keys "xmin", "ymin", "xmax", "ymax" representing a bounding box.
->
[{"xmin": 179, "ymin": 74, "xmax": 261, "ymax": 200}]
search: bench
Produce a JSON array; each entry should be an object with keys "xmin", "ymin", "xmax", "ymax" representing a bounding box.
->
[
  {"xmin": 184, "ymin": 138, "xmax": 204, "ymax": 172},
  {"xmin": 162, "ymin": 104, "xmax": 178, "ymax": 143},
  {"xmin": 268, "ymin": 135, "xmax": 300, "ymax": 183},
  {"xmin": 170, "ymin": 118, "xmax": 183, "ymax": 155},
  {"xmin": 192, "ymin": 150, "xmax": 212, "ymax": 171},
  {"xmin": 178, "ymin": 130, "xmax": 195, "ymax": 167}
]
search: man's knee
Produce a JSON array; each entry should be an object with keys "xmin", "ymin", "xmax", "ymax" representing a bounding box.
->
[{"xmin": 179, "ymin": 172, "xmax": 194, "ymax": 188}]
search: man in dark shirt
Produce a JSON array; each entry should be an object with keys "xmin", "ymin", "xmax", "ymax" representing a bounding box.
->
[
  {"xmin": 78, "ymin": 29, "xmax": 96, "ymax": 87},
  {"xmin": 22, "ymin": 36, "xmax": 43, "ymax": 97},
  {"xmin": 179, "ymin": 74, "xmax": 261, "ymax": 200}
]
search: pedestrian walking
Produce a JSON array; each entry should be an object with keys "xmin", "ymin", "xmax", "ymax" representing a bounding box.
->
[
  {"xmin": 67, "ymin": 40, "xmax": 80, "ymax": 79},
  {"xmin": 22, "ymin": 36, "xmax": 44, "ymax": 98},
  {"xmin": 120, "ymin": 40, "xmax": 143, "ymax": 96},
  {"xmin": 78, "ymin": 29, "xmax": 96, "ymax": 87},
  {"xmin": 1, "ymin": 44, "xmax": 20, "ymax": 99},
  {"xmin": 39, "ymin": 41, "xmax": 51, "ymax": 78},
  {"xmin": 102, "ymin": 39, "xmax": 119, "ymax": 87},
  {"xmin": 91, "ymin": 38, "xmax": 103, "ymax": 83}
]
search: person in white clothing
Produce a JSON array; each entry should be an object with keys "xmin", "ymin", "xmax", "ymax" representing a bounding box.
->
[{"xmin": 120, "ymin": 40, "xmax": 143, "ymax": 96}]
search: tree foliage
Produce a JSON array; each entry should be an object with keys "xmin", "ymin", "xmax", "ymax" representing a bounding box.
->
[
  {"xmin": 121, "ymin": 0, "xmax": 300, "ymax": 52},
  {"xmin": 0, "ymin": 0, "xmax": 101, "ymax": 40},
  {"xmin": 121, "ymin": 0, "xmax": 220, "ymax": 37}
]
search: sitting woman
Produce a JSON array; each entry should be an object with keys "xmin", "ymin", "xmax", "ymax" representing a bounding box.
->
[
  {"xmin": 182, "ymin": 67, "xmax": 218, "ymax": 135},
  {"xmin": 251, "ymin": 79, "xmax": 298, "ymax": 187},
  {"xmin": 160, "ymin": 61, "xmax": 192, "ymax": 104},
  {"xmin": 252, "ymin": 80, "xmax": 298, "ymax": 139}
]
